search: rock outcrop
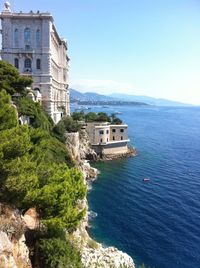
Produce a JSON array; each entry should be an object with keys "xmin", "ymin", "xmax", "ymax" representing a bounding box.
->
[
  {"xmin": 23, "ymin": 208, "xmax": 39, "ymax": 230},
  {"xmin": 0, "ymin": 204, "xmax": 32, "ymax": 268},
  {"xmin": 64, "ymin": 130, "xmax": 98, "ymax": 163},
  {"xmin": 72, "ymin": 220, "xmax": 135, "ymax": 268},
  {"xmin": 81, "ymin": 246, "xmax": 135, "ymax": 268},
  {"xmin": 79, "ymin": 130, "xmax": 98, "ymax": 161}
]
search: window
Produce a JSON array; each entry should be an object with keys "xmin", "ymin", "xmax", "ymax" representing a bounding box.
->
[
  {"xmin": 113, "ymin": 136, "xmax": 115, "ymax": 140},
  {"xmin": 100, "ymin": 138, "xmax": 103, "ymax": 143},
  {"xmin": 36, "ymin": 29, "xmax": 41, "ymax": 47},
  {"xmin": 112, "ymin": 129, "xmax": 116, "ymax": 133},
  {"xmin": 14, "ymin": 29, "xmax": 19, "ymax": 47},
  {"xmin": 106, "ymin": 130, "xmax": 109, "ymax": 134},
  {"xmin": 24, "ymin": 58, "xmax": 31, "ymax": 69},
  {"xmin": 14, "ymin": 58, "xmax": 19, "ymax": 69},
  {"xmin": 25, "ymin": 45, "xmax": 30, "ymax": 50},
  {"xmin": 36, "ymin": 59, "xmax": 41, "ymax": 69},
  {"xmin": 120, "ymin": 129, "xmax": 124, "ymax": 133},
  {"xmin": 121, "ymin": 136, "xmax": 123, "ymax": 140},
  {"xmin": 24, "ymin": 28, "xmax": 31, "ymax": 44},
  {"xmin": 99, "ymin": 130, "xmax": 104, "ymax": 135}
]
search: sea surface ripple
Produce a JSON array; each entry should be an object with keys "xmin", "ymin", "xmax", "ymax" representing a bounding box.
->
[{"xmin": 87, "ymin": 106, "xmax": 200, "ymax": 268}]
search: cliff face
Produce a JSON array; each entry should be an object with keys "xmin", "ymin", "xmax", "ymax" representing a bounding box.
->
[
  {"xmin": 0, "ymin": 204, "xmax": 32, "ymax": 268},
  {"xmin": 66, "ymin": 131, "xmax": 136, "ymax": 268},
  {"xmin": 64, "ymin": 130, "xmax": 98, "ymax": 162},
  {"xmin": 65, "ymin": 130, "xmax": 98, "ymax": 180}
]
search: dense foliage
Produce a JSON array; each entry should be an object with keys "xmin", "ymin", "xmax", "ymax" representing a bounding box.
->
[
  {"xmin": 52, "ymin": 116, "xmax": 82, "ymax": 142},
  {"xmin": 16, "ymin": 97, "xmax": 54, "ymax": 131},
  {"xmin": 0, "ymin": 90, "xmax": 18, "ymax": 130},
  {"xmin": 0, "ymin": 106, "xmax": 86, "ymax": 231},
  {"xmin": 72, "ymin": 111, "xmax": 123, "ymax": 124},
  {"xmin": 39, "ymin": 237, "xmax": 83, "ymax": 268},
  {"xmin": 0, "ymin": 61, "xmax": 32, "ymax": 95},
  {"xmin": 0, "ymin": 61, "xmax": 86, "ymax": 267}
]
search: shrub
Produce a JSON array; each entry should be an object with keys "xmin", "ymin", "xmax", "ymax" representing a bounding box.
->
[
  {"xmin": 16, "ymin": 97, "xmax": 53, "ymax": 131},
  {"xmin": 0, "ymin": 60, "xmax": 32, "ymax": 95},
  {"xmin": 0, "ymin": 90, "xmax": 18, "ymax": 131},
  {"xmin": 52, "ymin": 116, "xmax": 81, "ymax": 142},
  {"xmin": 38, "ymin": 237, "xmax": 83, "ymax": 268},
  {"xmin": 72, "ymin": 111, "xmax": 85, "ymax": 121}
]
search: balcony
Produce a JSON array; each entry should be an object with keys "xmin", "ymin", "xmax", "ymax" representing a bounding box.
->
[
  {"xmin": 20, "ymin": 46, "xmax": 35, "ymax": 53},
  {"xmin": 22, "ymin": 68, "xmax": 32, "ymax": 75}
]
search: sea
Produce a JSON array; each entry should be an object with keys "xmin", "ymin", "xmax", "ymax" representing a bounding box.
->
[{"xmin": 79, "ymin": 105, "xmax": 200, "ymax": 268}]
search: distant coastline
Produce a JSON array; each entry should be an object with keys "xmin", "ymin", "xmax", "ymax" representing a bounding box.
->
[
  {"xmin": 70, "ymin": 88, "xmax": 192, "ymax": 107},
  {"xmin": 71, "ymin": 100, "xmax": 149, "ymax": 106}
]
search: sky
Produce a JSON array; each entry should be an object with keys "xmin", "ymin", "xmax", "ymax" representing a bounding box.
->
[{"xmin": 1, "ymin": 0, "xmax": 200, "ymax": 104}]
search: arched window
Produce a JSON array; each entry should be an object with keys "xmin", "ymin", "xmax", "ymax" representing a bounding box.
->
[
  {"xmin": 14, "ymin": 58, "xmax": 19, "ymax": 69},
  {"xmin": 24, "ymin": 28, "xmax": 31, "ymax": 44},
  {"xmin": 24, "ymin": 58, "xmax": 31, "ymax": 69},
  {"xmin": 14, "ymin": 29, "xmax": 19, "ymax": 47},
  {"xmin": 36, "ymin": 59, "xmax": 41, "ymax": 69},
  {"xmin": 36, "ymin": 29, "xmax": 41, "ymax": 47}
]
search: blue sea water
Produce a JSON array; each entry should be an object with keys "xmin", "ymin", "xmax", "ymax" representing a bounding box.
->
[{"xmin": 86, "ymin": 105, "xmax": 200, "ymax": 268}]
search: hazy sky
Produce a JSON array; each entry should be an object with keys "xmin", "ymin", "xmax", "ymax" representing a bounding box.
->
[{"xmin": 1, "ymin": 0, "xmax": 200, "ymax": 104}]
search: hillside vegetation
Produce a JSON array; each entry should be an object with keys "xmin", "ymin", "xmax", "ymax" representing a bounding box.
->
[{"xmin": 0, "ymin": 61, "xmax": 86, "ymax": 267}]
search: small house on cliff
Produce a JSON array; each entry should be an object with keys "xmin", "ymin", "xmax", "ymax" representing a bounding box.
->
[{"xmin": 86, "ymin": 122, "xmax": 130, "ymax": 157}]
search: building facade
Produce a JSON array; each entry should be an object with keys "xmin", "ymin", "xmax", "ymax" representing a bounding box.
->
[
  {"xmin": 86, "ymin": 122, "xmax": 130, "ymax": 156},
  {"xmin": 0, "ymin": 2, "xmax": 70, "ymax": 123}
]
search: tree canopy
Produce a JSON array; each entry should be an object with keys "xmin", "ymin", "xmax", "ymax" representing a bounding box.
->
[
  {"xmin": 72, "ymin": 111, "xmax": 122, "ymax": 124},
  {"xmin": 0, "ymin": 61, "xmax": 32, "ymax": 95},
  {"xmin": 0, "ymin": 90, "xmax": 18, "ymax": 130}
]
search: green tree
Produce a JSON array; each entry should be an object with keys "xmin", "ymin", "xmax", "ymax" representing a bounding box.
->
[
  {"xmin": 0, "ymin": 61, "xmax": 32, "ymax": 95},
  {"xmin": 85, "ymin": 112, "xmax": 98, "ymax": 122},
  {"xmin": 111, "ymin": 117, "xmax": 122, "ymax": 125},
  {"xmin": 0, "ymin": 90, "xmax": 18, "ymax": 130},
  {"xmin": 97, "ymin": 112, "xmax": 111, "ymax": 122},
  {"xmin": 29, "ymin": 128, "xmax": 73, "ymax": 166},
  {"xmin": 52, "ymin": 116, "xmax": 81, "ymax": 142},
  {"xmin": 39, "ymin": 237, "xmax": 83, "ymax": 268},
  {"xmin": 72, "ymin": 111, "xmax": 85, "ymax": 121},
  {"xmin": 16, "ymin": 97, "xmax": 53, "ymax": 131}
]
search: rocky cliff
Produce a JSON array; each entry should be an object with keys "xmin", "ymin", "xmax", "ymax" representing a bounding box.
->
[
  {"xmin": 0, "ymin": 129, "xmax": 135, "ymax": 268},
  {"xmin": 0, "ymin": 204, "xmax": 32, "ymax": 268},
  {"xmin": 66, "ymin": 130, "xmax": 135, "ymax": 268}
]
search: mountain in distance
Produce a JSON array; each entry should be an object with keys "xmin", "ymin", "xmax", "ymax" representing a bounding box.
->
[
  {"xmin": 70, "ymin": 89, "xmax": 148, "ymax": 106},
  {"xmin": 70, "ymin": 89, "xmax": 192, "ymax": 106},
  {"xmin": 109, "ymin": 93, "xmax": 192, "ymax": 106},
  {"xmin": 70, "ymin": 88, "xmax": 116, "ymax": 102}
]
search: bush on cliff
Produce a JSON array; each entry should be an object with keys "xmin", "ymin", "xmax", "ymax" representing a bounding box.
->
[
  {"xmin": 16, "ymin": 97, "xmax": 54, "ymax": 131},
  {"xmin": 39, "ymin": 237, "xmax": 83, "ymax": 268},
  {"xmin": 52, "ymin": 116, "xmax": 82, "ymax": 142},
  {"xmin": 29, "ymin": 128, "xmax": 73, "ymax": 166}
]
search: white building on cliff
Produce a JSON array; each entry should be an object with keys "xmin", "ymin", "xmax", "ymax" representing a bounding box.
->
[
  {"xmin": 0, "ymin": 2, "xmax": 70, "ymax": 123},
  {"xmin": 86, "ymin": 122, "xmax": 130, "ymax": 156}
]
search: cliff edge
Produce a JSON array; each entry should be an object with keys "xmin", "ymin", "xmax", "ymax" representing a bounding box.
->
[{"xmin": 66, "ymin": 129, "xmax": 135, "ymax": 268}]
